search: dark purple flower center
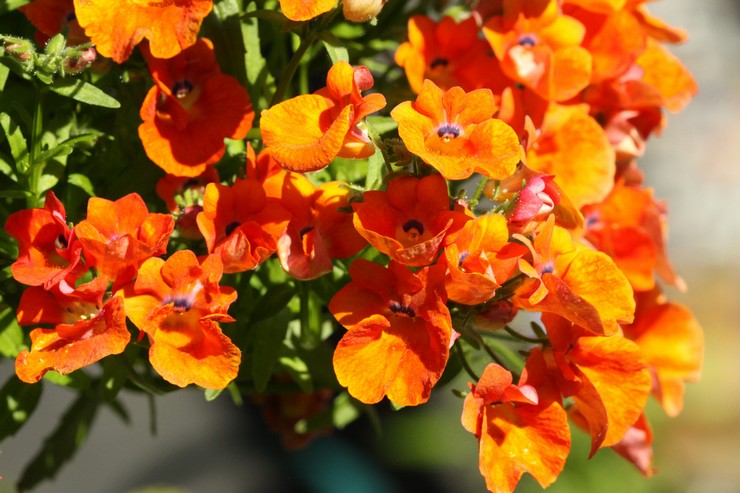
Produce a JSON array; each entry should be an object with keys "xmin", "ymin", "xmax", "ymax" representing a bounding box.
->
[
  {"xmin": 437, "ymin": 123, "xmax": 462, "ymax": 141},
  {"xmin": 389, "ymin": 302, "xmax": 416, "ymax": 318},
  {"xmin": 430, "ymin": 57, "xmax": 449, "ymax": 69},
  {"xmin": 225, "ymin": 221, "xmax": 241, "ymax": 237},
  {"xmin": 518, "ymin": 34, "xmax": 538, "ymax": 47},
  {"xmin": 172, "ymin": 79, "xmax": 194, "ymax": 99}
]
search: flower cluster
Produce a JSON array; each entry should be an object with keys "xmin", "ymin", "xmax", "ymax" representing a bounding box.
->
[{"xmin": 0, "ymin": 0, "xmax": 703, "ymax": 491}]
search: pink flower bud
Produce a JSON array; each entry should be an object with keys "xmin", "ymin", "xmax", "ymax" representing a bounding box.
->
[{"xmin": 342, "ymin": 0, "xmax": 387, "ymax": 23}]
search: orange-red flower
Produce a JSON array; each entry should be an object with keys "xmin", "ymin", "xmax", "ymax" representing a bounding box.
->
[
  {"xmin": 120, "ymin": 250, "xmax": 240, "ymax": 389},
  {"xmin": 278, "ymin": 0, "xmax": 336, "ymax": 21},
  {"xmin": 263, "ymin": 171, "xmax": 366, "ymax": 280},
  {"xmin": 73, "ymin": 0, "xmax": 213, "ymax": 63},
  {"xmin": 138, "ymin": 38, "xmax": 254, "ymax": 178},
  {"xmin": 482, "ymin": 0, "xmax": 593, "ymax": 101},
  {"xmin": 391, "ymin": 80, "xmax": 521, "ymax": 181},
  {"xmin": 260, "ymin": 61, "xmax": 386, "ymax": 172},
  {"xmin": 514, "ymin": 216, "xmax": 634, "ymax": 336},
  {"xmin": 623, "ymin": 288, "xmax": 703, "ymax": 417},
  {"xmin": 352, "ymin": 173, "xmax": 470, "ymax": 267},
  {"xmin": 196, "ymin": 178, "xmax": 290, "ymax": 273},
  {"xmin": 461, "ymin": 363, "xmax": 570, "ymax": 493},
  {"xmin": 4, "ymin": 191, "xmax": 84, "ymax": 289},
  {"xmin": 15, "ymin": 276, "xmax": 129, "ymax": 383},
  {"xmin": 329, "ymin": 259, "xmax": 451, "ymax": 406},
  {"xmin": 74, "ymin": 193, "xmax": 174, "ymax": 285},
  {"xmin": 395, "ymin": 15, "xmax": 501, "ymax": 93}
]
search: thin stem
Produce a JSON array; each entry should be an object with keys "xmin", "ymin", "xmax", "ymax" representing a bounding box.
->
[
  {"xmin": 270, "ymin": 32, "xmax": 316, "ymax": 106},
  {"xmin": 116, "ymin": 355, "xmax": 167, "ymax": 396},
  {"xmin": 26, "ymin": 86, "xmax": 46, "ymax": 208},
  {"xmin": 365, "ymin": 120, "xmax": 393, "ymax": 174},
  {"xmin": 503, "ymin": 325, "xmax": 549, "ymax": 344},
  {"xmin": 454, "ymin": 342, "xmax": 479, "ymax": 381},
  {"xmin": 470, "ymin": 177, "xmax": 489, "ymax": 209},
  {"xmin": 480, "ymin": 339, "xmax": 507, "ymax": 368}
]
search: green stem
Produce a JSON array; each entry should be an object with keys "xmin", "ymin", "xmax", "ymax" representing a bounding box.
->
[
  {"xmin": 116, "ymin": 355, "xmax": 167, "ymax": 396},
  {"xmin": 503, "ymin": 325, "xmax": 549, "ymax": 344},
  {"xmin": 365, "ymin": 120, "xmax": 393, "ymax": 174},
  {"xmin": 470, "ymin": 177, "xmax": 489, "ymax": 209},
  {"xmin": 454, "ymin": 342, "xmax": 479, "ymax": 381},
  {"xmin": 26, "ymin": 86, "xmax": 46, "ymax": 208},
  {"xmin": 270, "ymin": 32, "xmax": 316, "ymax": 106}
]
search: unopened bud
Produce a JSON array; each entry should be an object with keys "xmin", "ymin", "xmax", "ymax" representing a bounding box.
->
[
  {"xmin": 63, "ymin": 47, "xmax": 97, "ymax": 74},
  {"xmin": 342, "ymin": 0, "xmax": 387, "ymax": 23}
]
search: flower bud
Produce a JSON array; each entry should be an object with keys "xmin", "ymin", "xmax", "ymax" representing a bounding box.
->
[{"xmin": 342, "ymin": 0, "xmax": 386, "ymax": 23}]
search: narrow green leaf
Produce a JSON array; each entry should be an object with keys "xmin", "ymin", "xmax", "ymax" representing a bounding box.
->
[
  {"xmin": 0, "ymin": 376, "xmax": 43, "ymax": 442},
  {"xmin": 0, "ymin": 0, "xmax": 31, "ymax": 14},
  {"xmin": 31, "ymin": 133, "xmax": 98, "ymax": 167},
  {"xmin": 67, "ymin": 172, "xmax": 96, "ymax": 196},
  {"xmin": 204, "ymin": 388, "xmax": 223, "ymax": 401},
  {"xmin": 0, "ymin": 188, "xmax": 31, "ymax": 199},
  {"xmin": 17, "ymin": 393, "xmax": 100, "ymax": 491},
  {"xmin": 249, "ymin": 283, "xmax": 295, "ymax": 324},
  {"xmin": 365, "ymin": 145, "xmax": 384, "ymax": 191},
  {"xmin": 243, "ymin": 1, "xmax": 276, "ymax": 111},
  {"xmin": 42, "ymin": 370, "xmax": 93, "ymax": 391},
  {"xmin": 0, "ymin": 51, "xmax": 9, "ymax": 91},
  {"xmin": 0, "ymin": 151, "xmax": 18, "ymax": 181},
  {"xmin": 319, "ymin": 32, "xmax": 349, "ymax": 64},
  {"xmin": 48, "ymin": 78, "xmax": 121, "ymax": 108},
  {"xmin": 0, "ymin": 112, "xmax": 29, "ymax": 174},
  {"xmin": 0, "ymin": 303, "xmax": 24, "ymax": 358},
  {"xmin": 366, "ymin": 115, "xmax": 398, "ymax": 135},
  {"xmin": 250, "ymin": 307, "xmax": 293, "ymax": 392},
  {"xmin": 278, "ymin": 353, "xmax": 313, "ymax": 393}
]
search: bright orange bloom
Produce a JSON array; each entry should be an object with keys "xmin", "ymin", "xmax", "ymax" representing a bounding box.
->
[
  {"xmin": 120, "ymin": 250, "xmax": 240, "ymax": 389},
  {"xmin": 623, "ymin": 288, "xmax": 703, "ymax": 417},
  {"xmin": 391, "ymin": 80, "xmax": 521, "ymax": 181},
  {"xmin": 352, "ymin": 174, "xmax": 469, "ymax": 267},
  {"xmin": 261, "ymin": 61, "xmax": 386, "ymax": 172},
  {"xmin": 526, "ymin": 103, "xmax": 615, "ymax": 209},
  {"xmin": 482, "ymin": 0, "xmax": 593, "ymax": 101},
  {"xmin": 441, "ymin": 214, "xmax": 526, "ymax": 305},
  {"xmin": 15, "ymin": 276, "xmax": 129, "ymax": 383},
  {"xmin": 262, "ymin": 171, "xmax": 365, "ymax": 279},
  {"xmin": 395, "ymin": 15, "xmax": 501, "ymax": 93},
  {"xmin": 139, "ymin": 38, "xmax": 254, "ymax": 178},
  {"xmin": 196, "ymin": 179, "xmax": 290, "ymax": 273},
  {"xmin": 74, "ymin": 193, "xmax": 174, "ymax": 285},
  {"xmin": 535, "ymin": 313, "xmax": 652, "ymax": 455},
  {"xmin": 329, "ymin": 259, "xmax": 451, "ymax": 406},
  {"xmin": 73, "ymin": 0, "xmax": 213, "ymax": 63},
  {"xmin": 245, "ymin": 143, "xmax": 283, "ymax": 184},
  {"xmin": 461, "ymin": 362, "xmax": 570, "ymax": 493},
  {"xmin": 4, "ymin": 191, "xmax": 84, "ymax": 289},
  {"xmin": 514, "ymin": 216, "xmax": 635, "ymax": 336},
  {"xmin": 635, "ymin": 38, "xmax": 697, "ymax": 113},
  {"xmin": 20, "ymin": 0, "xmax": 88, "ymax": 46},
  {"xmin": 278, "ymin": 0, "xmax": 336, "ymax": 21}
]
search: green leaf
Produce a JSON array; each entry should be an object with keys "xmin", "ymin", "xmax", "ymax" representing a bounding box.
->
[
  {"xmin": 48, "ymin": 77, "xmax": 121, "ymax": 108},
  {"xmin": 250, "ymin": 307, "xmax": 293, "ymax": 392},
  {"xmin": 0, "ymin": 0, "xmax": 31, "ymax": 14},
  {"xmin": 365, "ymin": 145, "xmax": 384, "ymax": 191},
  {"xmin": 366, "ymin": 115, "xmax": 398, "ymax": 135},
  {"xmin": 0, "ymin": 303, "xmax": 24, "ymax": 358},
  {"xmin": 278, "ymin": 351, "xmax": 313, "ymax": 393},
  {"xmin": 319, "ymin": 32, "xmax": 349, "ymax": 65},
  {"xmin": 31, "ymin": 133, "xmax": 99, "ymax": 167},
  {"xmin": 204, "ymin": 388, "xmax": 223, "ymax": 401},
  {"xmin": 0, "ymin": 188, "xmax": 31, "ymax": 199},
  {"xmin": 42, "ymin": 370, "xmax": 93, "ymax": 391},
  {"xmin": 243, "ymin": 1, "xmax": 276, "ymax": 110},
  {"xmin": 0, "ymin": 376, "xmax": 43, "ymax": 443},
  {"xmin": 249, "ymin": 283, "xmax": 295, "ymax": 324},
  {"xmin": 67, "ymin": 172, "xmax": 96, "ymax": 196},
  {"xmin": 17, "ymin": 392, "xmax": 100, "ymax": 491},
  {"xmin": 0, "ymin": 112, "xmax": 29, "ymax": 174},
  {"xmin": 0, "ymin": 51, "xmax": 9, "ymax": 91}
]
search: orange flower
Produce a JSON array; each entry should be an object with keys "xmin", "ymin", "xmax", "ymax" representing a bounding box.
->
[
  {"xmin": 263, "ymin": 171, "xmax": 365, "ymax": 280},
  {"xmin": 391, "ymin": 80, "xmax": 521, "ymax": 181},
  {"xmin": 352, "ymin": 174, "xmax": 470, "ymax": 267},
  {"xmin": 73, "ymin": 0, "xmax": 213, "ymax": 63},
  {"xmin": 15, "ymin": 276, "xmax": 129, "ymax": 383},
  {"xmin": 535, "ymin": 313, "xmax": 652, "ymax": 455},
  {"xmin": 196, "ymin": 178, "xmax": 290, "ymax": 273},
  {"xmin": 611, "ymin": 412, "xmax": 655, "ymax": 476},
  {"xmin": 441, "ymin": 214, "xmax": 526, "ymax": 305},
  {"xmin": 526, "ymin": 103, "xmax": 615, "ymax": 209},
  {"xmin": 4, "ymin": 191, "xmax": 84, "ymax": 289},
  {"xmin": 461, "ymin": 363, "xmax": 570, "ymax": 493},
  {"xmin": 120, "ymin": 250, "xmax": 239, "ymax": 389},
  {"xmin": 329, "ymin": 259, "xmax": 451, "ymax": 406},
  {"xmin": 482, "ymin": 1, "xmax": 593, "ymax": 101},
  {"xmin": 74, "ymin": 193, "xmax": 174, "ymax": 285},
  {"xmin": 514, "ymin": 216, "xmax": 635, "ymax": 336},
  {"xmin": 623, "ymin": 288, "xmax": 703, "ymax": 417},
  {"xmin": 395, "ymin": 15, "xmax": 501, "ymax": 93},
  {"xmin": 260, "ymin": 61, "xmax": 386, "ymax": 172},
  {"xmin": 278, "ymin": 0, "xmax": 336, "ymax": 21},
  {"xmin": 138, "ymin": 38, "xmax": 254, "ymax": 178},
  {"xmin": 20, "ymin": 0, "xmax": 88, "ymax": 46}
]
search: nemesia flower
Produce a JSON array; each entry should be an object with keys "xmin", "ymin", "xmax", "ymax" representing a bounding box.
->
[
  {"xmin": 15, "ymin": 276, "xmax": 129, "ymax": 383},
  {"xmin": 623, "ymin": 288, "xmax": 704, "ymax": 417},
  {"xmin": 73, "ymin": 0, "xmax": 213, "ymax": 63},
  {"xmin": 20, "ymin": 0, "xmax": 88, "ymax": 46},
  {"xmin": 278, "ymin": 0, "xmax": 336, "ymax": 21},
  {"xmin": 526, "ymin": 103, "xmax": 615, "ymax": 209},
  {"xmin": 155, "ymin": 167, "xmax": 220, "ymax": 214},
  {"xmin": 263, "ymin": 171, "xmax": 366, "ymax": 280},
  {"xmin": 535, "ymin": 313, "xmax": 652, "ymax": 455},
  {"xmin": 261, "ymin": 61, "xmax": 386, "ymax": 172},
  {"xmin": 120, "ymin": 250, "xmax": 240, "ymax": 389},
  {"xmin": 395, "ymin": 15, "xmax": 501, "ymax": 93},
  {"xmin": 139, "ymin": 38, "xmax": 254, "ymax": 177},
  {"xmin": 441, "ymin": 214, "xmax": 526, "ymax": 305},
  {"xmin": 74, "ymin": 193, "xmax": 174, "ymax": 285},
  {"xmin": 4, "ymin": 191, "xmax": 84, "ymax": 289},
  {"xmin": 461, "ymin": 363, "xmax": 570, "ymax": 493},
  {"xmin": 196, "ymin": 178, "xmax": 291, "ymax": 273},
  {"xmin": 352, "ymin": 173, "xmax": 470, "ymax": 267},
  {"xmin": 391, "ymin": 80, "xmax": 521, "ymax": 181},
  {"xmin": 514, "ymin": 216, "xmax": 635, "ymax": 336},
  {"xmin": 329, "ymin": 259, "xmax": 451, "ymax": 406},
  {"xmin": 482, "ymin": 0, "xmax": 593, "ymax": 101}
]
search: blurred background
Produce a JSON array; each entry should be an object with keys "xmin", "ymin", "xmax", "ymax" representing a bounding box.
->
[{"xmin": 1, "ymin": 1, "xmax": 738, "ymax": 492}]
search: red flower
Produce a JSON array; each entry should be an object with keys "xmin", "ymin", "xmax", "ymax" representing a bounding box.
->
[{"xmin": 139, "ymin": 38, "xmax": 254, "ymax": 177}]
